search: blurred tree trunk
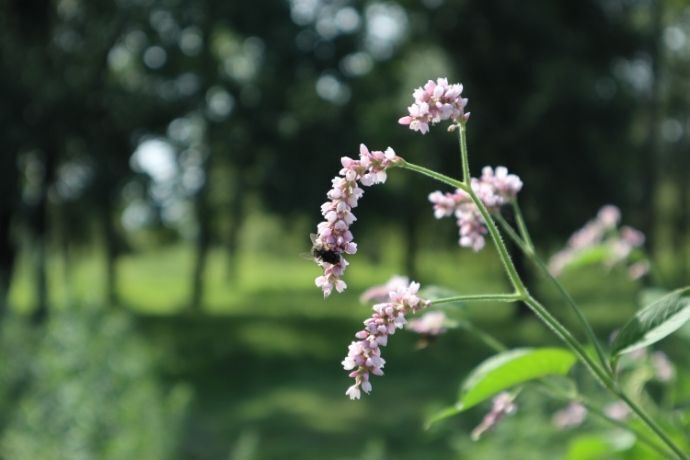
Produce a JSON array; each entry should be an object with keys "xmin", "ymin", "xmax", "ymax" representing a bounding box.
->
[
  {"xmin": 190, "ymin": 2, "xmax": 216, "ymax": 311},
  {"xmin": 100, "ymin": 194, "xmax": 119, "ymax": 306},
  {"xmin": 0, "ymin": 161, "xmax": 17, "ymax": 318},
  {"xmin": 190, "ymin": 151, "xmax": 212, "ymax": 311},
  {"xmin": 639, "ymin": 0, "xmax": 664, "ymax": 257},
  {"xmin": 225, "ymin": 170, "xmax": 245, "ymax": 281},
  {"xmin": 32, "ymin": 145, "xmax": 57, "ymax": 324},
  {"xmin": 674, "ymin": 118, "xmax": 689, "ymax": 283}
]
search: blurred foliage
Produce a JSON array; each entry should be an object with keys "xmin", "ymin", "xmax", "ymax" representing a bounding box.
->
[
  {"xmin": 0, "ymin": 309, "xmax": 190, "ymax": 460},
  {"xmin": 0, "ymin": 0, "xmax": 689, "ymax": 458}
]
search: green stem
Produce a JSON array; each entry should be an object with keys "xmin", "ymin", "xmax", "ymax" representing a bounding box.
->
[
  {"xmin": 454, "ymin": 320, "xmax": 508, "ymax": 353},
  {"xmin": 615, "ymin": 391, "xmax": 688, "ymax": 460},
  {"xmin": 511, "ymin": 201, "xmax": 534, "ymax": 252},
  {"xmin": 401, "ymin": 123, "xmax": 687, "ymax": 458},
  {"xmin": 580, "ymin": 399, "xmax": 675, "ymax": 459},
  {"xmin": 522, "ymin": 296, "xmax": 612, "ymax": 389},
  {"xmin": 398, "ymin": 161, "xmax": 468, "ymax": 192},
  {"xmin": 458, "ymin": 122, "xmax": 471, "ymax": 183},
  {"xmin": 453, "ymin": 319, "xmax": 675, "ymax": 458},
  {"xmin": 466, "ymin": 187, "xmax": 528, "ymax": 297},
  {"xmin": 538, "ymin": 382, "xmax": 675, "ymax": 459},
  {"xmin": 431, "ymin": 293, "xmax": 523, "ymax": 305},
  {"xmin": 496, "ymin": 211, "xmax": 612, "ymax": 376}
]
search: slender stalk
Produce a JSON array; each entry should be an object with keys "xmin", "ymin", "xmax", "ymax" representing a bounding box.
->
[
  {"xmin": 454, "ymin": 127, "xmax": 607, "ymax": 383},
  {"xmin": 454, "ymin": 320, "xmax": 508, "ymax": 353},
  {"xmin": 511, "ymin": 201, "xmax": 534, "ymax": 252},
  {"xmin": 455, "ymin": 320, "xmax": 673, "ymax": 458},
  {"xmin": 496, "ymin": 212, "xmax": 612, "ymax": 376},
  {"xmin": 398, "ymin": 161, "xmax": 468, "ymax": 192},
  {"xmin": 431, "ymin": 293, "xmax": 523, "ymax": 305},
  {"xmin": 401, "ymin": 120, "xmax": 687, "ymax": 458},
  {"xmin": 615, "ymin": 391, "xmax": 688, "ymax": 460},
  {"xmin": 458, "ymin": 122, "xmax": 471, "ymax": 183},
  {"xmin": 467, "ymin": 187, "xmax": 529, "ymax": 297},
  {"xmin": 522, "ymin": 296, "xmax": 612, "ymax": 389},
  {"xmin": 580, "ymin": 399, "xmax": 675, "ymax": 459}
]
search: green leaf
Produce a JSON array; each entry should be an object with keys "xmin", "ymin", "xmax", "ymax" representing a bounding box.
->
[
  {"xmin": 456, "ymin": 348, "xmax": 577, "ymax": 411},
  {"xmin": 424, "ymin": 405, "xmax": 461, "ymax": 430},
  {"xmin": 638, "ymin": 288, "xmax": 668, "ymax": 309},
  {"xmin": 564, "ymin": 245, "xmax": 610, "ymax": 271},
  {"xmin": 565, "ymin": 432, "xmax": 635, "ymax": 460},
  {"xmin": 611, "ymin": 287, "xmax": 690, "ymax": 357}
]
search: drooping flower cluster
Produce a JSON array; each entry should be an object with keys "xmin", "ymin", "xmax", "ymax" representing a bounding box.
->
[
  {"xmin": 313, "ymin": 144, "xmax": 400, "ymax": 297},
  {"xmin": 471, "ymin": 392, "xmax": 518, "ymax": 440},
  {"xmin": 342, "ymin": 281, "xmax": 430, "ymax": 399},
  {"xmin": 548, "ymin": 205, "xmax": 648, "ymax": 279},
  {"xmin": 428, "ymin": 166, "xmax": 523, "ymax": 251},
  {"xmin": 398, "ymin": 78, "xmax": 470, "ymax": 134}
]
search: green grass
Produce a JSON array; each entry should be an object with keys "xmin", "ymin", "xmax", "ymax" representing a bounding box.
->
[{"xmin": 6, "ymin": 241, "xmax": 669, "ymax": 459}]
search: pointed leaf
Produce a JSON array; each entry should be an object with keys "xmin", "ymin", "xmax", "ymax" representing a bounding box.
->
[
  {"xmin": 424, "ymin": 406, "xmax": 461, "ymax": 430},
  {"xmin": 566, "ymin": 432, "xmax": 636, "ymax": 460},
  {"xmin": 456, "ymin": 348, "xmax": 576, "ymax": 411},
  {"xmin": 612, "ymin": 287, "xmax": 690, "ymax": 357}
]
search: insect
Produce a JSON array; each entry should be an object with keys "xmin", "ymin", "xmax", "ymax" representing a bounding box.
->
[{"xmin": 309, "ymin": 233, "xmax": 341, "ymax": 265}]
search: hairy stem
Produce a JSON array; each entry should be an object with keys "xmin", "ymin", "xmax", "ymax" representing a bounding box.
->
[
  {"xmin": 431, "ymin": 293, "xmax": 523, "ymax": 305},
  {"xmin": 511, "ymin": 201, "xmax": 534, "ymax": 252},
  {"xmin": 496, "ymin": 211, "xmax": 612, "ymax": 376},
  {"xmin": 458, "ymin": 122, "xmax": 471, "ymax": 184},
  {"xmin": 398, "ymin": 161, "xmax": 467, "ymax": 192}
]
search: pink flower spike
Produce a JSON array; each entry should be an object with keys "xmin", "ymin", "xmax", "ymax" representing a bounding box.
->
[
  {"xmin": 359, "ymin": 276, "xmax": 410, "ymax": 304},
  {"xmin": 312, "ymin": 144, "xmax": 401, "ymax": 297},
  {"xmin": 343, "ymin": 280, "xmax": 430, "ymax": 399},
  {"xmin": 399, "ymin": 77, "xmax": 469, "ymax": 134},
  {"xmin": 428, "ymin": 166, "xmax": 522, "ymax": 252}
]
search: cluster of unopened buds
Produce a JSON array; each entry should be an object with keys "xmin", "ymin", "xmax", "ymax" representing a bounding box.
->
[
  {"xmin": 313, "ymin": 144, "xmax": 400, "ymax": 297},
  {"xmin": 429, "ymin": 166, "xmax": 523, "ymax": 251},
  {"xmin": 342, "ymin": 281, "xmax": 430, "ymax": 400},
  {"xmin": 548, "ymin": 205, "xmax": 649, "ymax": 279}
]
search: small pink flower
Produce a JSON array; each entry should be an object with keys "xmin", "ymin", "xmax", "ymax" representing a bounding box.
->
[
  {"xmin": 604, "ymin": 401, "xmax": 630, "ymax": 421},
  {"xmin": 428, "ymin": 190, "xmax": 471, "ymax": 218},
  {"xmin": 471, "ymin": 392, "xmax": 517, "ymax": 440},
  {"xmin": 480, "ymin": 166, "xmax": 523, "ymax": 205},
  {"xmin": 567, "ymin": 221, "xmax": 605, "ymax": 250},
  {"xmin": 359, "ymin": 275, "xmax": 410, "ymax": 304},
  {"xmin": 456, "ymin": 206, "xmax": 487, "ymax": 252},
  {"xmin": 627, "ymin": 260, "xmax": 650, "ymax": 280},
  {"xmin": 428, "ymin": 166, "xmax": 522, "ymax": 252},
  {"xmin": 399, "ymin": 78, "xmax": 469, "ymax": 134},
  {"xmin": 548, "ymin": 206, "xmax": 649, "ymax": 277},
  {"xmin": 597, "ymin": 205, "xmax": 621, "ymax": 229},
  {"xmin": 553, "ymin": 402, "xmax": 587, "ymax": 429},
  {"xmin": 343, "ymin": 281, "xmax": 430, "ymax": 399},
  {"xmin": 620, "ymin": 226, "xmax": 645, "ymax": 247},
  {"xmin": 407, "ymin": 311, "xmax": 447, "ymax": 336},
  {"xmin": 313, "ymin": 144, "xmax": 401, "ymax": 297}
]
